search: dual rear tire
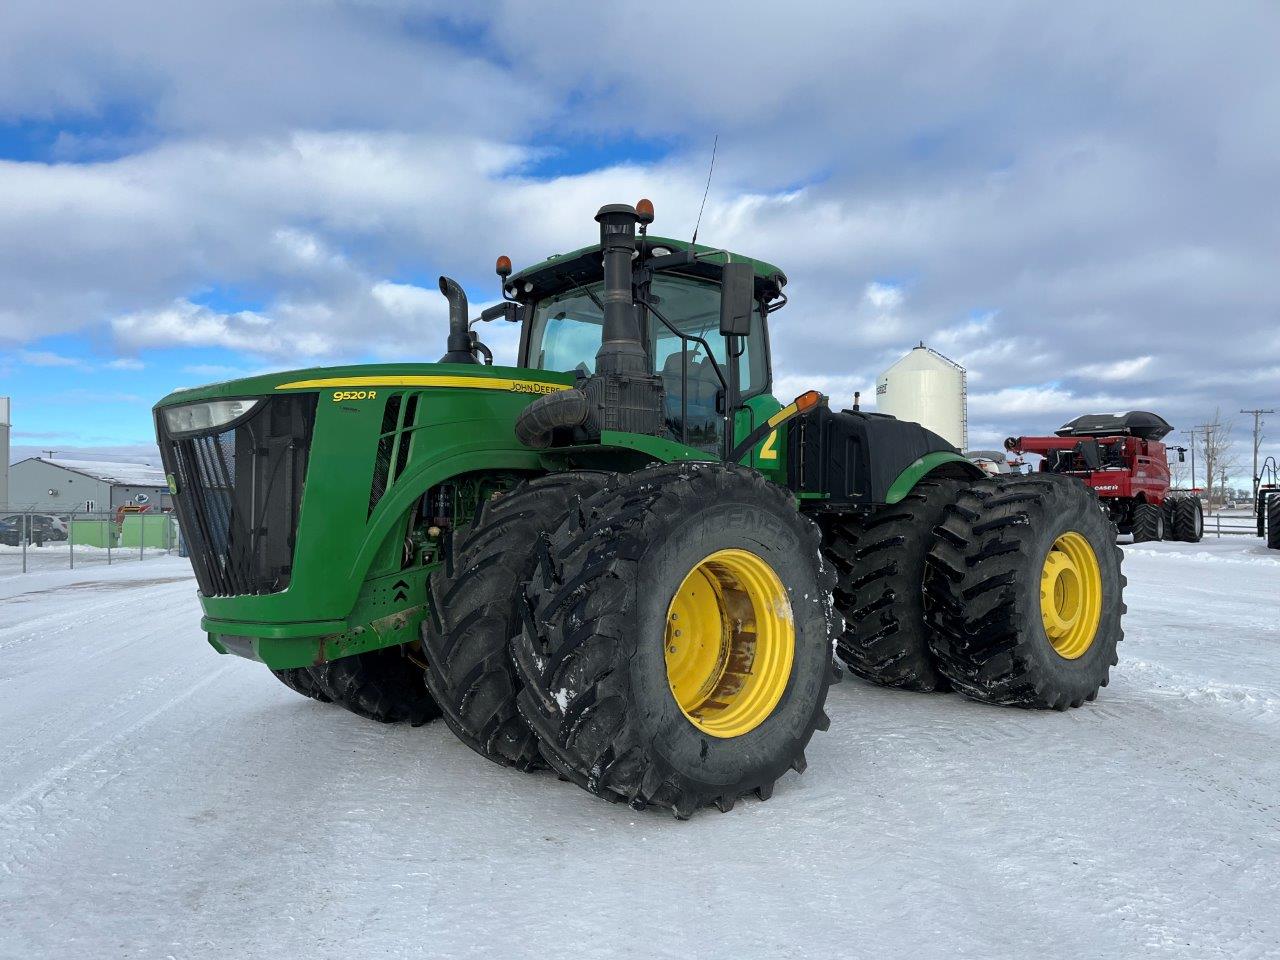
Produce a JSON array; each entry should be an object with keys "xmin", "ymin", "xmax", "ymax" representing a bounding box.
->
[
  {"xmin": 1137, "ymin": 497, "xmax": 1202, "ymax": 543},
  {"xmin": 925, "ymin": 475, "xmax": 1125, "ymax": 709},
  {"xmin": 827, "ymin": 474, "xmax": 1125, "ymax": 711},
  {"xmin": 824, "ymin": 480, "xmax": 957, "ymax": 692}
]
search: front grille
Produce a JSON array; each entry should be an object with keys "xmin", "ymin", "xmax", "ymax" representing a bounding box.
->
[{"xmin": 158, "ymin": 394, "xmax": 318, "ymax": 597}]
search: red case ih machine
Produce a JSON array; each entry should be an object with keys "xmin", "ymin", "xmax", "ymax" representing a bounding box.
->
[{"xmin": 1005, "ymin": 411, "xmax": 1203, "ymax": 543}]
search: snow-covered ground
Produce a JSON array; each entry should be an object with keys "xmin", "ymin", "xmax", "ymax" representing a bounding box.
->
[
  {"xmin": 0, "ymin": 544, "xmax": 177, "ymax": 578},
  {"xmin": 1, "ymin": 541, "xmax": 1277, "ymax": 959}
]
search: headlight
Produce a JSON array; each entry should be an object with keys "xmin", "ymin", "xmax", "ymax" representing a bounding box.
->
[{"xmin": 162, "ymin": 398, "xmax": 261, "ymax": 435}]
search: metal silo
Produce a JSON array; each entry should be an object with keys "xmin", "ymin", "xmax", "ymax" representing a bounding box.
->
[{"xmin": 875, "ymin": 344, "xmax": 968, "ymax": 449}]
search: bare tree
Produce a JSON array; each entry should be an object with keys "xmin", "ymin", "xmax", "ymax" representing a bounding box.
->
[{"xmin": 1198, "ymin": 409, "xmax": 1238, "ymax": 513}]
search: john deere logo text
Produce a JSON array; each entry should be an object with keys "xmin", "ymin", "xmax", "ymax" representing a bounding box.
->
[
  {"xmin": 510, "ymin": 382, "xmax": 561, "ymax": 395},
  {"xmin": 333, "ymin": 390, "xmax": 377, "ymax": 402}
]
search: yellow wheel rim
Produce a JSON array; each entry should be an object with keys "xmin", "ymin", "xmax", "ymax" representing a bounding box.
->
[
  {"xmin": 1039, "ymin": 531, "xmax": 1103, "ymax": 659},
  {"xmin": 664, "ymin": 548, "xmax": 795, "ymax": 738}
]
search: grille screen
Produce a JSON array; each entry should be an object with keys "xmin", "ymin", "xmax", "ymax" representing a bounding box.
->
[
  {"xmin": 367, "ymin": 392, "xmax": 423, "ymax": 516},
  {"xmin": 158, "ymin": 394, "xmax": 317, "ymax": 597}
]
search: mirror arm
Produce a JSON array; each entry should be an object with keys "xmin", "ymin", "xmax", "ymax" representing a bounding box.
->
[{"xmin": 477, "ymin": 302, "xmax": 521, "ymax": 324}]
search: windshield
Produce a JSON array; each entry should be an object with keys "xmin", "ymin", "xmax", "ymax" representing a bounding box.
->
[
  {"xmin": 527, "ymin": 284, "xmax": 604, "ymax": 375},
  {"xmin": 527, "ymin": 276, "xmax": 733, "ymax": 376},
  {"xmin": 525, "ymin": 272, "xmax": 769, "ymax": 450}
]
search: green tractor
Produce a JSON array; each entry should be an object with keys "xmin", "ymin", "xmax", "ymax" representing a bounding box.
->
[{"xmin": 154, "ymin": 201, "xmax": 1125, "ymax": 817}]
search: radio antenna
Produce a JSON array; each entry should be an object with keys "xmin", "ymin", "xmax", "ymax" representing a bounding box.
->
[{"xmin": 691, "ymin": 134, "xmax": 718, "ymax": 247}]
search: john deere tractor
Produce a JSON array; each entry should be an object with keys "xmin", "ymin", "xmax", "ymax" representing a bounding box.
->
[{"xmin": 154, "ymin": 201, "xmax": 1125, "ymax": 817}]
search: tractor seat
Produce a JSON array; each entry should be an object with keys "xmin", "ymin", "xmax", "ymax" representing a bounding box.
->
[{"xmin": 661, "ymin": 351, "xmax": 721, "ymax": 440}]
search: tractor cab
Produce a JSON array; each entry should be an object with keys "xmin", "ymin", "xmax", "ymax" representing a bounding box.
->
[{"xmin": 494, "ymin": 228, "xmax": 786, "ymax": 455}]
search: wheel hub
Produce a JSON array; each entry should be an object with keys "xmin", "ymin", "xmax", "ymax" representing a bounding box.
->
[
  {"xmin": 1039, "ymin": 531, "xmax": 1103, "ymax": 659},
  {"xmin": 664, "ymin": 549, "xmax": 794, "ymax": 738}
]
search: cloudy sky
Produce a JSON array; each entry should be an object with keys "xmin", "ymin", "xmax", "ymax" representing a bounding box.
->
[{"xmin": 1, "ymin": 1, "xmax": 1277, "ymax": 483}]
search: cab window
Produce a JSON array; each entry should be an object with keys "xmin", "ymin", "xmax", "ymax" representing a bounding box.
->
[
  {"xmin": 527, "ymin": 284, "xmax": 604, "ymax": 375},
  {"xmin": 525, "ymin": 272, "xmax": 770, "ymax": 451}
]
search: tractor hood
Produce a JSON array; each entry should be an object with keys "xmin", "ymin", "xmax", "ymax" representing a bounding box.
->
[
  {"xmin": 151, "ymin": 360, "xmax": 578, "ymax": 664},
  {"xmin": 153, "ymin": 361, "xmax": 574, "ymax": 410}
]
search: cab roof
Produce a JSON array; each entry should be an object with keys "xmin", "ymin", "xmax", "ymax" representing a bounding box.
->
[{"xmin": 507, "ymin": 235, "xmax": 787, "ymax": 304}]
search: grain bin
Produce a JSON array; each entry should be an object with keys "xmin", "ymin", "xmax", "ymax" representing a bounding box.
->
[{"xmin": 875, "ymin": 344, "xmax": 968, "ymax": 449}]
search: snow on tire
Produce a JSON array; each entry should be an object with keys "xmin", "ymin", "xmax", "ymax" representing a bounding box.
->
[{"xmin": 271, "ymin": 667, "xmax": 333, "ymax": 703}]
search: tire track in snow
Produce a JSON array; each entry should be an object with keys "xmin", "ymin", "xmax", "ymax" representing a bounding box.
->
[
  {"xmin": 0, "ymin": 576, "xmax": 193, "ymax": 652},
  {"xmin": 0, "ymin": 662, "xmax": 233, "ymax": 880}
]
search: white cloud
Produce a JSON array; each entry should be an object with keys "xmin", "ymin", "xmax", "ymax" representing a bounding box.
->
[
  {"xmin": 18, "ymin": 350, "xmax": 83, "ymax": 367},
  {"xmin": 105, "ymin": 358, "xmax": 145, "ymax": 370},
  {"xmin": 0, "ymin": 3, "xmax": 1278, "ymax": 468},
  {"xmin": 1072, "ymin": 356, "xmax": 1154, "ymax": 380},
  {"xmin": 864, "ymin": 282, "xmax": 904, "ymax": 310}
]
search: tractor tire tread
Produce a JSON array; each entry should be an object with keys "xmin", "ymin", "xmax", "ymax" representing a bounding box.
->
[
  {"xmin": 511, "ymin": 461, "xmax": 838, "ymax": 818},
  {"xmin": 422, "ymin": 472, "xmax": 611, "ymax": 769},
  {"xmin": 924, "ymin": 474, "xmax": 1125, "ymax": 709},
  {"xmin": 271, "ymin": 667, "xmax": 333, "ymax": 703},
  {"xmin": 826, "ymin": 480, "xmax": 958, "ymax": 691},
  {"xmin": 311, "ymin": 647, "xmax": 441, "ymax": 725}
]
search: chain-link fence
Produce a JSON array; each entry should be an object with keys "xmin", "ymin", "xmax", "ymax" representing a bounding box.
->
[{"xmin": 0, "ymin": 508, "xmax": 183, "ymax": 577}]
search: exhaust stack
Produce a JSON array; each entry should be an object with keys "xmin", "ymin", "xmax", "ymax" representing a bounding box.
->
[{"xmin": 438, "ymin": 276, "xmax": 478, "ymax": 364}]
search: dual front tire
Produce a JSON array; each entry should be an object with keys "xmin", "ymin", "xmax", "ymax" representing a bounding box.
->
[
  {"xmin": 510, "ymin": 463, "xmax": 837, "ymax": 817},
  {"xmin": 1151, "ymin": 496, "xmax": 1203, "ymax": 543},
  {"xmin": 422, "ymin": 462, "xmax": 837, "ymax": 817}
]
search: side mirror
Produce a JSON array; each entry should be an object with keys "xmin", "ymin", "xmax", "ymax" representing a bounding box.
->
[
  {"xmin": 479, "ymin": 302, "xmax": 521, "ymax": 323},
  {"xmin": 719, "ymin": 261, "xmax": 754, "ymax": 337}
]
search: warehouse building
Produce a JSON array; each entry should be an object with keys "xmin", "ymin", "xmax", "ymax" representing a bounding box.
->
[{"xmin": 6, "ymin": 457, "xmax": 172, "ymax": 514}]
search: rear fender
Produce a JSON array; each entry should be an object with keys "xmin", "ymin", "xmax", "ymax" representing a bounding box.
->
[{"xmin": 885, "ymin": 452, "xmax": 984, "ymax": 503}]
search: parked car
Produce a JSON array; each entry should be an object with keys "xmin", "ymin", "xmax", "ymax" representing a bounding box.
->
[
  {"xmin": 0, "ymin": 514, "xmax": 69, "ymax": 542},
  {"xmin": 0, "ymin": 518, "xmax": 21, "ymax": 547}
]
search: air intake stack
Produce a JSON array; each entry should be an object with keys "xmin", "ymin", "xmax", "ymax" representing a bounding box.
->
[
  {"xmin": 514, "ymin": 202, "xmax": 665, "ymax": 448},
  {"xmin": 593, "ymin": 204, "xmax": 648, "ymax": 377},
  {"xmin": 581, "ymin": 203, "xmax": 664, "ymax": 434}
]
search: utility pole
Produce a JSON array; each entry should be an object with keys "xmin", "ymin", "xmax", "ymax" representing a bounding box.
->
[
  {"xmin": 1240, "ymin": 408, "xmax": 1274, "ymax": 502},
  {"xmin": 1180, "ymin": 428, "xmax": 1202, "ymax": 495}
]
